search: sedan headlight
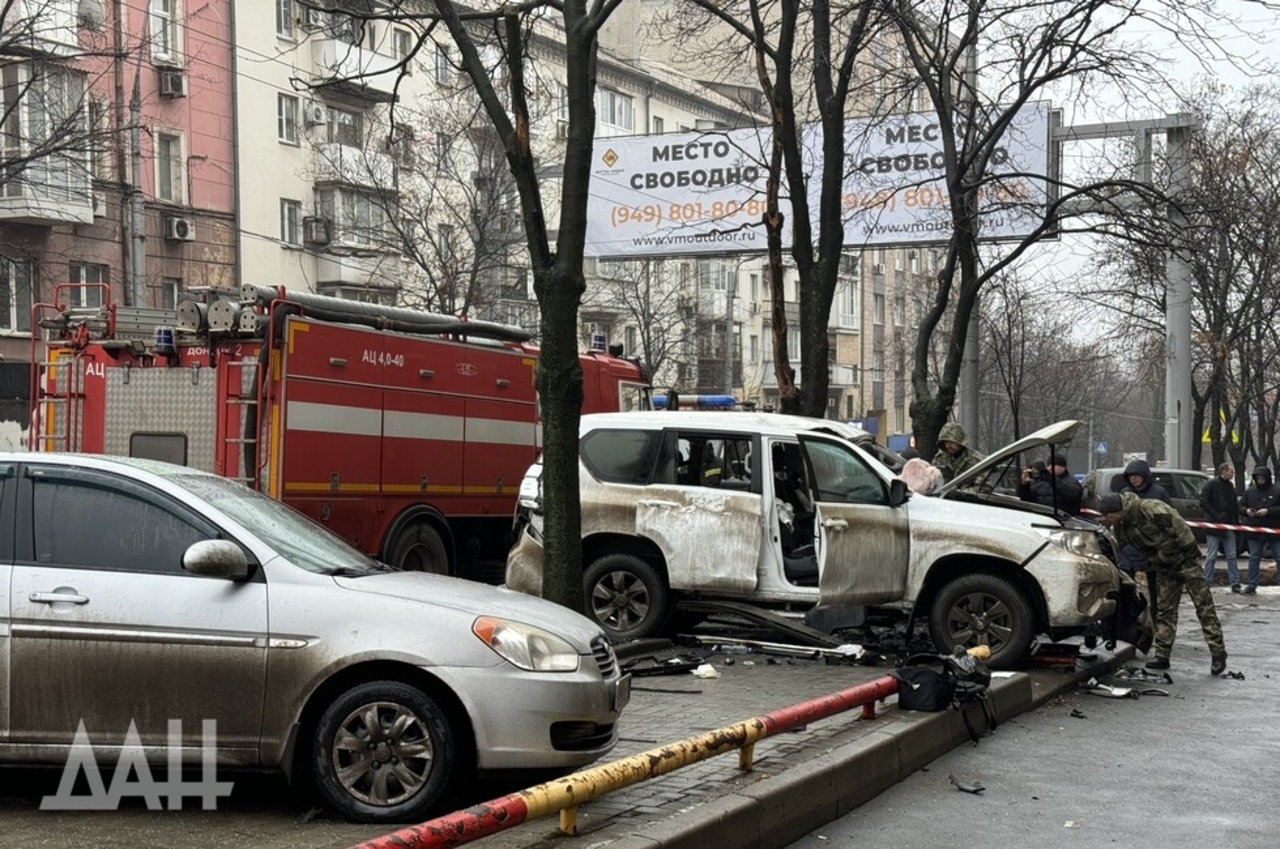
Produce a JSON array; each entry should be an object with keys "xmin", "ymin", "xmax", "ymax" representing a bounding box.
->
[
  {"xmin": 472, "ymin": 616, "xmax": 580, "ymax": 672},
  {"xmin": 1045, "ymin": 528, "xmax": 1104, "ymax": 558}
]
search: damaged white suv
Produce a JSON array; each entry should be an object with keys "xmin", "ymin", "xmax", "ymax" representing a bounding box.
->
[{"xmin": 505, "ymin": 412, "xmax": 1150, "ymax": 667}]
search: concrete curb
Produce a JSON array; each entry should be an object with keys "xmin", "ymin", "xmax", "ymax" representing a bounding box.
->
[{"xmin": 595, "ymin": 644, "xmax": 1135, "ymax": 849}]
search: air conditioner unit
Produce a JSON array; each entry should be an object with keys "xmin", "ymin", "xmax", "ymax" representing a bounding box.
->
[
  {"xmin": 555, "ymin": 120, "xmax": 569, "ymax": 140},
  {"xmin": 303, "ymin": 216, "xmax": 332, "ymax": 246},
  {"xmin": 873, "ymin": 263, "xmax": 886, "ymax": 275},
  {"xmin": 304, "ymin": 100, "xmax": 327, "ymax": 126},
  {"xmin": 159, "ymin": 70, "xmax": 187, "ymax": 98},
  {"xmin": 91, "ymin": 192, "xmax": 105, "ymax": 218},
  {"xmin": 303, "ymin": 7, "xmax": 329, "ymax": 30},
  {"xmin": 165, "ymin": 216, "xmax": 196, "ymax": 242}
]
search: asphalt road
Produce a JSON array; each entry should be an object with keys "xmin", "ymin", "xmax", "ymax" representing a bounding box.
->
[{"xmin": 789, "ymin": 587, "xmax": 1280, "ymax": 849}]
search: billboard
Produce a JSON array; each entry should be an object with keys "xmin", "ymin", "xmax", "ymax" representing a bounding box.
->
[{"xmin": 583, "ymin": 102, "xmax": 1051, "ymax": 258}]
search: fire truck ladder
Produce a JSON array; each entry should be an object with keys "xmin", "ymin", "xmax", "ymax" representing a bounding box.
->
[
  {"xmin": 223, "ymin": 356, "xmax": 262, "ymax": 487},
  {"xmin": 30, "ymin": 349, "xmax": 86, "ymax": 453}
]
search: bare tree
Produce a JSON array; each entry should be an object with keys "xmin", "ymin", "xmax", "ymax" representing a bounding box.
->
[
  {"xmin": 879, "ymin": 0, "xmax": 1253, "ymax": 455},
  {"xmin": 293, "ymin": 0, "xmax": 629, "ymax": 611},
  {"xmin": 580, "ymin": 258, "xmax": 688, "ymax": 384},
  {"xmin": 1087, "ymin": 82, "xmax": 1280, "ymax": 473}
]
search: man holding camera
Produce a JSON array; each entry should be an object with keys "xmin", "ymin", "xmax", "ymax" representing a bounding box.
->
[{"xmin": 1018, "ymin": 454, "xmax": 1084, "ymax": 515}]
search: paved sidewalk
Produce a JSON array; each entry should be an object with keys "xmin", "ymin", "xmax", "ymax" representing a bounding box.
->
[{"xmin": 413, "ymin": 638, "xmax": 1134, "ymax": 849}]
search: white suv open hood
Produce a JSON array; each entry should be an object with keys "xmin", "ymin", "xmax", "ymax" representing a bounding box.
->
[{"xmin": 936, "ymin": 419, "xmax": 1082, "ymax": 497}]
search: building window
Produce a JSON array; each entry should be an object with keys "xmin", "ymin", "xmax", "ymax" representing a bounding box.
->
[
  {"xmin": 749, "ymin": 334, "xmax": 758, "ymax": 363},
  {"xmin": 873, "ymin": 293, "xmax": 885, "ymax": 325},
  {"xmin": 652, "ymin": 115, "xmax": 664, "ymax": 135},
  {"xmin": 438, "ymin": 223, "xmax": 454, "ymax": 263},
  {"xmin": 394, "ymin": 28, "xmax": 413, "ymax": 60},
  {"xmin": 0, "ymin": 258, "xmax": 33, "ymax": 332},
  {"xmin": 280, "ymin": 199, "xmax": 301, "ymax": 245},
  {"xmin": 838, "ymin": 280, "xmax": 859, "ymax": 328},
  {"xmin": 908, "ymin": 249, "xmax": 920, "ymax": 273},
  {"xmin": 894, "ymin": 294, "xmax": 904, "ymax": 327},
  {"xmin": 435, "ymin": 44, "xmax": 452, "ymax": 84},
  {"xmin": 150, "ymin": 0, "xmax": 179, "ymax": 63},
  {"xmin": 327, "ymin": 107, "xmax": 362, "ymax": 146},
  {"xmin": 873, "ymin": 351, "xmax": 885, "ymax": 382},
  {"xmin": 155, "ymin": 130, "xmax": 183, "ymax": 204},
  {"xmin": 2, "ymin": 63, "xmax": 91, "ymax": 201},
  {"xmin": 436, "ymin": 132, "xmax": 453, "ymax": 172},
  {"xmin": 69, "ymin": 263, "xmax": 107, "ymax": 308},
  {"xmin": 317, "ymin": 188, "xmax": 388, "ymax": 247},
  {"xmin": 596, "ymin": 89, "xmax": 634, "ymax": 136},
  {"xmin": 276, "ymin": 0, "xmax": 294, "ymax": 38},
  {"xmin": 277, "ymin": 94, "xmax": 298, "ymax": 144},
  {"xmin": 88, "ymin": 97, "xmax": 110, "ymax": 180},
  {"xmin": 625, "ymin": 326, "xmax": 638, "ymax": 356},
  {"xmin": 160, "ymin": 277, "xmax": 180, "ymax": 309}
]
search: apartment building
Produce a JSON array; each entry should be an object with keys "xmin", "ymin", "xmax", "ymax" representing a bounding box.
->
[{"xmin": 0, "ymin": 0, "xmax": 236, "ymax": 364}]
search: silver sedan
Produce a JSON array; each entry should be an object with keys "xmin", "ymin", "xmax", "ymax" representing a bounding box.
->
[{"xmin": 0, "ymin": 452, "xmax": 629, "ymax": 823}]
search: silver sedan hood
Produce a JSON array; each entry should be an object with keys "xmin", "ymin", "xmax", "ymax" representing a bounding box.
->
[{"xmin": 333, "ymin": 571, "xmax": 605, "ymax": 647}]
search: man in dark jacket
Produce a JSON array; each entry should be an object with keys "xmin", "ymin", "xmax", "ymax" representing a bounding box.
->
[
  {"xmin": 1199, "ymin": 462, "xmax": 1240, "ymax": 591},
  {"xmin": 1098, "ymin": 492, "xmax": 1227, "ymax": 675},
  {"xmin": 1240, "ymin": 466, "xmax": 1280, "ymax": 594},
  {"xmin": 1115, "ymin": 459, "xmax": 1171, "ymax": 578},
  {"xmin": 1018, "ymin": 454, "xmax": 1084, "ymax": 515}
]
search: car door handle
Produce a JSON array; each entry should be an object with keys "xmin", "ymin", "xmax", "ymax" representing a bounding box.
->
[
  {"xmin": 822, "ymin": 518, "xmax": 849, "ymax": 530},
  {"xmin": 639, "ymin": 499, "xmax": 681, "ymax": 509},
  {"xmin": 30, "ymin": 592, "xmax": 90, "ymax": 605}
]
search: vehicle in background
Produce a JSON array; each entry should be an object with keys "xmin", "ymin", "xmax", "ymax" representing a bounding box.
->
[
  {"xmin": 1082, "ymin": 467, "xmax": 1213, "ymax": 541},
  {"xmin": 29, "ymin": 285, "xmax": 650, "ymax": 580},
  {"xmin": 0, "ymin": 452, "xmax": 628, "ymax": 823},
  {"xmin": 507, "ymin": 413, "xmax": 1151, "ymax": 668}
]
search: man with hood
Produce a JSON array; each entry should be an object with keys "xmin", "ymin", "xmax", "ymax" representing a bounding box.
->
[
  {"xmin": 932, "ymin": 422, "xmax": 985, "ymax": 483},
  {"xmin": 1097, "ymin": 492, "xmax": 1227, "ymax": 675},
  {"xmin": 1114, "ymin": 459, "xmax": 1171, "ymax": 602},
  {"xmin": 1240, "ymin": 466, "xmax": 1280, "ymax": 594}
]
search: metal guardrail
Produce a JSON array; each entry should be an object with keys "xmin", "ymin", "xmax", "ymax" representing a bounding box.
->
[{"xmin": 350, "ymin": 673, "xmax": 903, "ymax": 849}]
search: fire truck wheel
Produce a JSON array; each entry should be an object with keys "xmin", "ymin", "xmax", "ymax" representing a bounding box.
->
[
  {"xmin": 311, "ymin": 680, "xmax": 455, "ymax": 824},
  {"xmin": 388, "ymin": 522, "xmax": 450, "ymax": 575},
  {"xmin": 583, "ymin": 554, "xmax": 670, "ymax": 641}
]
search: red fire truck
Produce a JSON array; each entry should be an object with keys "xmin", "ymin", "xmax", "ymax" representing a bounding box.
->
[{"xmin": 30, "ymin": 284, "xmax": 650, "ymax": 580}]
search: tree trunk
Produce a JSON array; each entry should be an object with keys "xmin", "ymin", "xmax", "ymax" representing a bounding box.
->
[{"xmin": 533, "ymin": 265, "xmax": 585, "ymax": 612}]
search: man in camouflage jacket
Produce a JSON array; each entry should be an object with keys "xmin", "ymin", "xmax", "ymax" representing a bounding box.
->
[
  {"xmin": 1098, "ymin": 491, "xmax": 1227, "ymax": 675},
  {"xmin": 931, "ymin": 422, "xmax": 985, "ymax": 483}
]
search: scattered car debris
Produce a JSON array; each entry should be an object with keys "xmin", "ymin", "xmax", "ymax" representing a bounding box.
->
[
  {"xmin": 1112, "ymin": 666, "xmax": 1174, "ymax": 684},
  {"xmin": 1064, "ymin": 821, "xmax": 1080, "ymax": 829},
  {"xmin": 685, "ymin": 634, "xmax": 876, "ymax": 663},
  {"xmin": 949, "ymin": 774, "xmax": 985, "ymax": 794},
  {"xmin": 1082, "ymin": 678, "xmax": 1136, "ymax": 699},
  {"xmin": 1224, "ymin": 670, "xmax": 1246, "ymax": 680},
  {"xmin": 691, "ymin": 663, "xmax": 720, "ymax": 679},
  {"xmin": 1070, "ymin": 708, "xmax": 1087, "ymax": 718},
  {"xmin": 624, "ymin": 655, "xmax": 708, "ymax": 677}
]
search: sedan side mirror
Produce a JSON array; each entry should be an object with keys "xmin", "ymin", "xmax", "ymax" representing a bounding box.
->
[
  {"xmin": 888, "ymin": 477, "xmax": 910, "ymax": 507},
  {"xmin": 183, "ymin": 539, "xmax": 251, "ymax": 580}
]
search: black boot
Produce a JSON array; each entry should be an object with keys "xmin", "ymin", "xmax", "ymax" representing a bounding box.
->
[
  {"xmin": 1210, "ymin": 653, "xmax": 1227, "ymax": 676},
  {"xmin": 1145, "ymin": 656, "xmax": 1171, "ymax": 670}
]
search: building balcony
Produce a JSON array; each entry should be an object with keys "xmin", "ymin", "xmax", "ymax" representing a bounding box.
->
[
  {"xmin": 313, "ymin": 142, "xmax": 395, "ymax": 189},
  {"xmin": 0, "ymin": 171, "xmax": 92, "ymax": 225},
  {"xmin": 311, "ymin": 39, "xmax": 399, "ymax": 103},
  {"xmin": 8, "ymin": 0, "xmax": 79, "ymax": 58},
  {"xmin": 316, "ymin": 253, "xmax": 403, "ymax": 289}
]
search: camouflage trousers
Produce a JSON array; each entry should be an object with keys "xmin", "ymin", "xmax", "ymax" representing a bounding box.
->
[{"xmin": 1151, "ymin": 559, "xmax": 1226, "ymax": 658}]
